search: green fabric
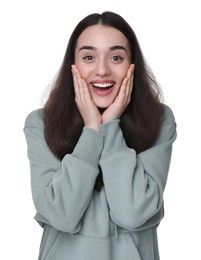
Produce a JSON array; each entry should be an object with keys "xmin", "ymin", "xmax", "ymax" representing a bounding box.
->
[{"xmin": 24, "ymin": 105, "xmax": 176, "ymax": 260}]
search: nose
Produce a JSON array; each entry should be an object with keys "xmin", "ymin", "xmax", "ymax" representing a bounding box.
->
[{"xmin": 95, "ymin": 59, "xmax": 111, "ymax": 77}]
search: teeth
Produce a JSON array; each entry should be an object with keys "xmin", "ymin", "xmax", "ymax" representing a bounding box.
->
[{"xmin": 92, "ymin": 83, "xmax": 113, "ymax": 88}]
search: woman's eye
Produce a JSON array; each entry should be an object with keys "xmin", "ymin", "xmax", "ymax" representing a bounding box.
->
[
  {"xmin": 83, "ymin": 55, "xmax": 94, "ymax": 61},
  {"xmin": 111, "ymin": 55, "xmax": 123, "ymax": 62}
]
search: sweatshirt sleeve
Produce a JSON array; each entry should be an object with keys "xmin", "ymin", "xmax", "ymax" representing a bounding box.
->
[
  {"xmin": 99, "ymin": 105, "xmax": 177, "ymax": 231},
  {"xmin": 23, "ymin": 109, "xmax": 104, "ymax": 233}
]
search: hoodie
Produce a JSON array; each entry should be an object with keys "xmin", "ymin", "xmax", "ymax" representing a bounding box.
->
[{"xmin": 23, "ymin": 105, "xmax": 177, "ymax": 260}]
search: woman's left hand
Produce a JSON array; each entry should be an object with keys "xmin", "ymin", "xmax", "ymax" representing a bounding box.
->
[{"xmin": 102, "ymin": 64, "xmax": 135, "ymax": 123}]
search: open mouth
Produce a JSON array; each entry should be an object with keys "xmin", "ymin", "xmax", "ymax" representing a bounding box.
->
[
  {"xmin": 92, "ymin": 83, "xmax": 114, "ymax": 90},
  {"xmin": 90, "ymin": 81, "xmax": 115, "ymax": 97}
]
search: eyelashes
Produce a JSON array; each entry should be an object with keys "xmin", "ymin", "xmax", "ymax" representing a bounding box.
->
[
  {"xmin": 82, "ymin": 54, "xmax": 124, "ymax": 63},
  {"xmin": 110, "ymin": 55, "xmax": 124, "ymax": 63},
  {"xmin": 83, "ymin": 55, "xmax": 94, "ymax": 62}
]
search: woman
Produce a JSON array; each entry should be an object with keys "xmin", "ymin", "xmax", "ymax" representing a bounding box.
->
[{"xmin": 24, "ymin": 11, "xmax": 177, "ymax": 260}]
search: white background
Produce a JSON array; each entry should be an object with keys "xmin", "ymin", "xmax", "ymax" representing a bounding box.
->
[{"xmin": 0, "ymin": 0, "xmax": 200, "ymax": 259}]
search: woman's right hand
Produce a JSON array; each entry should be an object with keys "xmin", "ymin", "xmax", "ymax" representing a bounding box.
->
[{"xmin": 71, "ymin": 65, "xmax": 102, "ymax": 131}]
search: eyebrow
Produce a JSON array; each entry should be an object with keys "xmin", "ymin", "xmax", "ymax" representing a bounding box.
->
[
  {"xmin": 110, "ymin": 45, "xmax": 127, "ymax": 52},
  {"xmin": 78, "ymin": 45, "xmax": 127, "ymax": 52}
]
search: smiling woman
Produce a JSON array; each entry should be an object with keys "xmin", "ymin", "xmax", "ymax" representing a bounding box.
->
[
  {"xmin": 23, "ymin": 11, "xmax": 177, "ymax": 260},
  {"xmin": 73, "ymin": 24, "xmax": 132, "ymax": 110}
]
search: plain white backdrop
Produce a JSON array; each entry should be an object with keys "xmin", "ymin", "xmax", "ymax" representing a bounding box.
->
[{"xmin": 0, "ymin": 0, "xmax": 200, "ymax": 259}]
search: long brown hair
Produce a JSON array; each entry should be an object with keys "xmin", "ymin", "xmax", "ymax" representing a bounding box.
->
[{"xmin": 43, "ymin": 11, "xmax": 164, "ymax": 191}]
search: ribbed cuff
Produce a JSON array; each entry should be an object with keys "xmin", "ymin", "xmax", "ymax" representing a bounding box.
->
[
  {"xmin": 99, "ymin": 120, "xmax": 129, "ymax": 159},
  {"xmin": 72, "ymin": 127, "xmax": 104, "ymax": 168}
]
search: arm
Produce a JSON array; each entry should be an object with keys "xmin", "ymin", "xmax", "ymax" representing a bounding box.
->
[
  {"xmin": 99, "ymin": 105, "xmax": 177, "ymax": 231},
  {"xmin": 24, "ymin": 109, "xmax": 103, "ymax": 233}
]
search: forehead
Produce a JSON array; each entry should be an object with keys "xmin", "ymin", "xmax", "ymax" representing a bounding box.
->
[{"xmin": 76, "ymin": 24, "xmax": 129, "ymax": 48}]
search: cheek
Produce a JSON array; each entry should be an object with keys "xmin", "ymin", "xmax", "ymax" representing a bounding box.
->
[
  {"xmin": 115, "ymin": 68, "xmax": 127, "ymax": 84},
  {"xmin": 117, "ymin": 64, "xmax": 129, "ymax": 76},
  {"xmin": 75, "ymin": 62, "xmax": 90, "ymax": 79}
]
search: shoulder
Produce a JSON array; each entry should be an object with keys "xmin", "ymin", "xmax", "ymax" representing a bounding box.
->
[
  {"xmin": 162, "ymin": 104, "xmax": 176, "ymax": 125},
  {"xmin": 24, "ymin": 108, "xmax": 44, "ymax": 128}
]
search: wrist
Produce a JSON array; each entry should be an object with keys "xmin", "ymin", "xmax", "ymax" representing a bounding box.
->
[
  {"xmin": 85, "ymin": 124, "xmax": 100, "ymax": 132},
  {"xmin": 102, "ymin": 114, "xmax": 120, "ymax": 124}
]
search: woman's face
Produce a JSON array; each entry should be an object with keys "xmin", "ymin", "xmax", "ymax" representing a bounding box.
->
[{"xmin": 74, "ymin": 24, "xmax": 131, "ymax": 108}]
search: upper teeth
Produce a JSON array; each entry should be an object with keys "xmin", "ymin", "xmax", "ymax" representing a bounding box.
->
[{"xmin": 93, "ymin": 83, "xmax": 113, "ymax": 88}]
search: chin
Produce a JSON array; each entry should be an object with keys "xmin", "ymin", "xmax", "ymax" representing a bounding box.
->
[
  {"xmin": 93, "ymin": 98, "xmax": 115, "ymax": 109},
  {"xmin": 97, "ymin": 104, "xmax": 109, "ymax": 109},
  {"xmin": 95, "ymin": 102, "xmax": 111, "ymax": 109}
]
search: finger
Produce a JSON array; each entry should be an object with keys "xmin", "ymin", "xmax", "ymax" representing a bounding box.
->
[
  {"xmin": 71, "ymin": 65, "xmax": 80, "ymax": 97},
  {"xmin": 72, "ymin": 65, "xmax": 90, "ymax": 96},
  {"xmin": 72, "ymin": 65, "xmax": 87, "ymax": 103},
  {"xmin": 125, "ymin": 64, "xmax": 134, "ymax": 98},
  {"xmin": 120, "ymin": 64, "xmax": 134, "ymax": 94},
  {"xmin": 72, "ymin": 65, "xmax": 83, "ymax": 90},
  {"xmin": 127, "ymin": 73, "xmax": 133, "ymax": 98}
]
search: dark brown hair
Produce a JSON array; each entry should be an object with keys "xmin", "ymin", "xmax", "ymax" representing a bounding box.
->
[{"xmin": 44, "ymin": 11, "xmax": 164, "ymax": 191}]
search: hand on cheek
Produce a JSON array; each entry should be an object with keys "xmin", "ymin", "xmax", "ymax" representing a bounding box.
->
[
  {"xmin": 102, "ymin": 64, "xmax": 135, "ymax": 123},
  {"xmin": 71, "ymin": 65, "xmax": 102, "ymax": 131}
]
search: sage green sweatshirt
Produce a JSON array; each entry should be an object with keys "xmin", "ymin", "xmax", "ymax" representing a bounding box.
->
[{"xmin": 24, "ymin": 105, "xmax": 176, "ymax": 260}]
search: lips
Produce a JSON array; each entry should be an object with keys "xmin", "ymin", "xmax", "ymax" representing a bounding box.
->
[
  {"xmin": 90, "ymin": 81, "xmax": 115, "ymax": 96},
  {"xmin": 92, "ymin": 83, "xmax": 113, "ymax": 89}
]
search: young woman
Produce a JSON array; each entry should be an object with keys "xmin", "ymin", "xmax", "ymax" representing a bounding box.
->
[{"xmin": 24, "ymin": 11, "xmax": 177, "ymax": 260}]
